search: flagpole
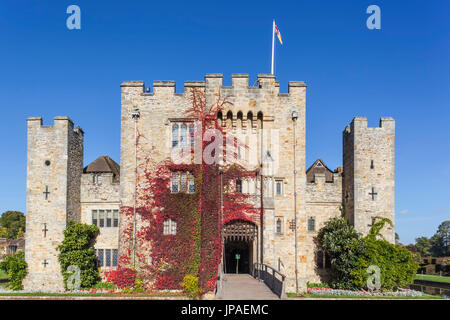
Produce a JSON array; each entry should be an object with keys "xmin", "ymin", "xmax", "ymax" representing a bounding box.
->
[{"xmin": 271, "ymin": 19, "xmax": 275, "ymax": 75}]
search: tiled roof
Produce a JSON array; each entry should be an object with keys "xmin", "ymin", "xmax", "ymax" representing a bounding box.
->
[{"xmin": 83, "ymin": 155, "xmax": 120, "ymax": 182}]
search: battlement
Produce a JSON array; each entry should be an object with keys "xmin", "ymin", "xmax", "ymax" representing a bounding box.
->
[
  {"xmin": 120, "ymin": 74, "xmax": 307, "ymax": 97},
  {"xmin": 27, "ymin": 116, "xmax": 84, "ymax": 136},
  {"xmin": 344, "ymin": 117, "xmax": 395, "ymax": 135}
]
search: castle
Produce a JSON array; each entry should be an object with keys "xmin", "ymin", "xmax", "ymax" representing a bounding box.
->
[{"xmin": 23, "ymin": 73, "xmax": 395, "ymax": 293}]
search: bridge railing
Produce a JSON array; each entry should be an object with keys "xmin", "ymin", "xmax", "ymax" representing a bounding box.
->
[
  {"xmin": 215, "ymin": 261, "xmax": 224, "ymax": 298},
  {"xmin": 252, "ymin": 263, "xmax": 287, "ymax": 299}
]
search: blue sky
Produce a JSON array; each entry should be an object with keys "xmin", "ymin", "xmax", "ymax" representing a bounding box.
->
[{"xmin": 0, "ymin": 0, "xmax": 448, "ymax": 244}]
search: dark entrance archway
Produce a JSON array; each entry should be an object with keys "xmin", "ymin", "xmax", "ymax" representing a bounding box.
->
[{"xmin": 222, "ymin": 220, "xmax": 257, "ymax": 274}]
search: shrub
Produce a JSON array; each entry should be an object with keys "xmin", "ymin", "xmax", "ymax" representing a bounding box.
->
[
  {"xmin": 181, "ymin": 274, "xmax": 202, "ymax": 299},
  {"xmin": 108, "ymin": 266, "xmax": 136, "ymax": 289},
  {"xmin": 317, "ymin": 217, "xmax": 366, "ymax": 289},
  {"xmin": 57, "ymin": 222, "xmax": 99, "ymax": 290},
  {"xmin": 351, "ymin": 234, "xmax": 419, "ymax": 291},
  {"xmin": 307, "ymin": 282, "xmax": 330, "ymax": 289},
  {"xmin": 0, "ymin": 251, "xmax": 27, "ymax": 290}
]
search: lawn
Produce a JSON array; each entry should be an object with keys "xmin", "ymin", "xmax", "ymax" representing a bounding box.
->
[{"xmin": 415, "ymin": 274, "xmax": 450, "ymax": 284}]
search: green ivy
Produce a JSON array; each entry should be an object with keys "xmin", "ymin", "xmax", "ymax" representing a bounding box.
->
[
  {"xmin": 0, "ymin": 251, "xmax": 27, "ymax": 290},
  {"xmin": 57, "ymin": 222, "xmax": 99, "ymax": 290}
]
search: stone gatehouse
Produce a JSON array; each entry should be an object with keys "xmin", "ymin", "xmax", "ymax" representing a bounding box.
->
[{"xmin": 23, "ymin": 73, "xmax": 395, "ymax": 292}]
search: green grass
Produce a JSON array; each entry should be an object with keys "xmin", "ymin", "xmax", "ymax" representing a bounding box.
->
[
  {"xmin": 415, "ymin": 274, "xmax": 450, "ymax": 284},
  {"xmin": 287, "ymin": 292, "xmax": 443, "ymax": 299}
]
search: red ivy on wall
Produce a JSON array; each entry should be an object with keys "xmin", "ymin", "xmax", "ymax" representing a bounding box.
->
[{"xmin": 118, "ymin": 88, "xmax": 260, "ymax": 293}]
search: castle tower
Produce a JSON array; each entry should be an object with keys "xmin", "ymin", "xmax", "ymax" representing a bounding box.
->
[
  {"xmin": 23, "ymin": 116, "xmax": 84, "ymax": 291},
  {"xmin": 343, "ymin": 117, "xmax": 395, "ymax": 243}
]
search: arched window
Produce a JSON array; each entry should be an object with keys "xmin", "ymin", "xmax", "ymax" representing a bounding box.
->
[
  {"xmin": 247, "ymin": 111, "xmax": 253, "ymax": 129},
  {"xmin": 172, "ymin": 124, "xmax": 179, "ymax": 148},
  {"xmin": 180, "ymin": 124, "xmax": 187, "ymax": 147},
  {"xmin": 236, "ymin": 179, "xmax": 242, "ymax": 193},
  {"xmin": 237, "ymin": 111, "xmax": 243, "ymax": 129},
  {"xmin": 276, "ymin": 218, "xmax": 282, "ymax": 234},
  {"xmin": 189, "ymin": 124, "xmax": 195, "ymax": 148}
]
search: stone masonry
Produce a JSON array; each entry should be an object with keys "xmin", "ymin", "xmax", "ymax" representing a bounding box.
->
[{"xmin": 24, "ymin": 73, "xmax": 395, "ymax": 293}]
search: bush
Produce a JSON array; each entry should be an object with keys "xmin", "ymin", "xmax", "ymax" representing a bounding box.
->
[
  {"xmin": 0, "ymin": 251, "xmax": 27, "ymax": 290},
  {"xmin": 307, "ymin": 282, "xmax": 330, "ymax": 289},
  {"xmin": 317, "ymin": 217, "xmax": 365, "ymax": 289},
  {"xmin": 108, "ymin": 266, "xmax": 136, "ymax": 289},
  {"xmin": 181, "ymin": 274, "xmax": 202, "ymax": 299},
  {"xmin": 57, "ymin": 222, "xmax": 99, "ymax": 290},
  {"xmin": 351, "ymin": 237, "xmax": 419, "ymax": 291}
]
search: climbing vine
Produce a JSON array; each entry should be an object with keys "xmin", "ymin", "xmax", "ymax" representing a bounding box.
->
[{"xmin": 115, "ymin": 88, "xmax": 260, "ymax": 293}]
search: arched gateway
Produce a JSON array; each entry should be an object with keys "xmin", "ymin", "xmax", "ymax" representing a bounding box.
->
[{"xmin": 222, "ymin": 220, "xmax": 258, "ymax": 274}]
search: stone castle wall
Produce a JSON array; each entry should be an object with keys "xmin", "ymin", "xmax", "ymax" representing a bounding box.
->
[
  {"xmin": 119, "ymin": 74, "xmax": 308, "ymax": 292},
  {"xmin": 80, "ymin": 172, "xmax": 120, "ymax": 269},
  {"xmin": 305, "ymin": 172, "xmax": 342, "ymax": 282},
  {"xmin": 343, "ymin": 117, "xmax": 395, "ymax": 243},
  {"xmin": 23, "ymin": 117, "xmax": 83, "ymax": 292}
]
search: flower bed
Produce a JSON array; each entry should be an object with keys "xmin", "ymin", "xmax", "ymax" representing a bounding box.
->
[{"xmin": 307, "ymin": 287, "xmax": 423, "ymax": 297}]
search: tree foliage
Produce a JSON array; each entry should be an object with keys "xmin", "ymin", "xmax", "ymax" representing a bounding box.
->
[
  {"xmin": 0, "ymin": 251, "xmax": 27, "ymax": 290},
  {"xmin": 317, "ymin": 217, "xmax": 365, "ymax": 289},
  {"xmin": 318, "ymin": 217, "xmax": 419, "ymax": 291},
  {"xmin": 0, "ymin": 211, "xmax": 25, "ymax": 239},
  {"xmin": 56, "ymin": 222, "xmax": 99, "ymax": 290},
  {"xmin": 415, "ymin": 236, "xmax": 432, "ymax": 257}
]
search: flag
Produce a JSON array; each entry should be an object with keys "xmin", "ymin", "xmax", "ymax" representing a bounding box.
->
[{"xmin": 275, "ymin": 24, "xmax": 283, "ymax": 45}]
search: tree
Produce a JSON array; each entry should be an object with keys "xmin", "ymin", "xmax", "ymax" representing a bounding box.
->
[
  {"xmin": 317, "ymin": 217, "xmax": 365, "ymax": 289},
  {"xmin": 0, "ymin": 211, "xmax": 25, "ymax": 239},
  {"xmin": 57, "ymin": 222, "xmax": 99, "ymax": 290},
  {"xmin": 0, "ymin": 251, "xmax": 28, "ymax": 290},
  {"xmin": 430, "ymin": 221, "xmax": 449, "ymax": 257},
  {"xmin": 415, "ymin": 236, "xmax": 432, "ymax": 257}
]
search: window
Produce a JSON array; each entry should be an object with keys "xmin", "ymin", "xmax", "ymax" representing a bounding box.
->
[
  {"xmin": 113, "ymin": 249, "xmax": 118, "ymax": 267},
  {"xmin": 307, "ymin": 217, "xmax": 315, "ymax": 232},
  {"xmin": 163, "ymin": 219, "xmax": 177, "ymax": 235},
  {"xmin": 189, "ymin": 124, "xmax": 195, "ymax": 148},
  {"xmin": 172, "ymin": 171, "xmax": 195, "ymax": 194},
  {"xmin": 317, "ymin": 250, "xmax": 324, "ymax": 269},
  {"xmin": 106, "ymin": 210, "xmax": 112, "ymax": 228},
  {"xmin": 105, "ymin": 249, "xmax": 111, "ymax": 267},
  {"xmin": 93, "ymin": 209, "xmax": 118, "ymax": 228},
  {"xmin": 92, "ymin": 210, "xmax": 98, "ymax": 226},
  {"xmin": 236, "ymin": 179, "xmax": 242, "ymax": 193},
  {"xmin": 172, "ymin": 124, "xmax": 179, "ymax": 148},
  {"xmin": 370, "ymin": 160, "xmax": 374, "ymax": 169},
  {"xmin": 276, "ymin": 218, "xmax": 282, "ymax": 234},
  {"xmin": 171, "ymin": 172, "xmax": 179, "ymax": 193},
  {"xmin": 188, "ymin": 175, "xmax": 195, "ymax": 194},
  {"xmin": 98, "ymin": 249, "xmax": 104, "ymax": 267},
  {"xmin": 275, "ymin": 180, "xmax": 283, "ymax": 196},
  {"xmin": 113, "ymin": 210, "xmax": 119, "ymax": 227},
  {"xmin": 99, "ymin": 210, "xmax": 105, "ymax": 228},
  {"xmin": 180, "ymin": 172, "xmax": 187, "ymax": 193},
  {"xmin": 180, "ymin": 124, "xmax": 187, "ymax": 147},
  {"xmin": 93, "ymin": 174, "xmax": 102, "ymax": 185}
]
